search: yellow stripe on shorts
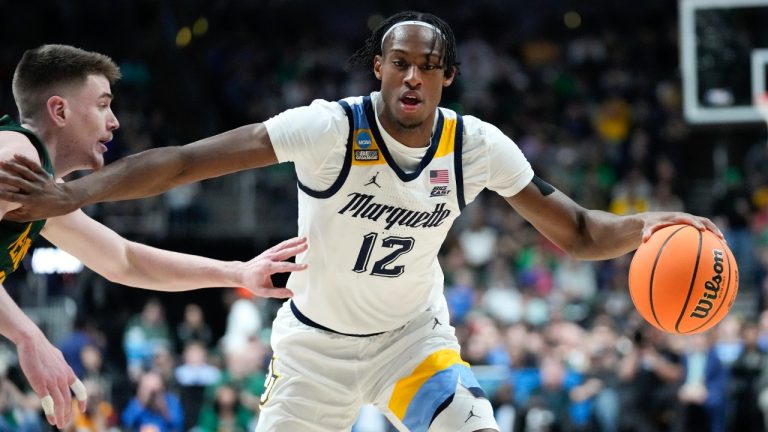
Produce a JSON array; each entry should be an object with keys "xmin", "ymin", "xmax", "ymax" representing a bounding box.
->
[{"xmin": 388, "ymin": 349, "xmax": 469, "ymax": 420}]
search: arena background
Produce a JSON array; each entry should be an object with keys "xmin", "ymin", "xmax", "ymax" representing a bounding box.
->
[{"xmin": 1, "ymin": 1, "xmax": 767, "ymax": 431}]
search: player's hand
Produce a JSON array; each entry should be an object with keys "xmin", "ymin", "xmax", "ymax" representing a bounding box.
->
[
  {"xmin": 235, "ymin": 237, "xmax": 309, "ymax": 298},
  {"xmin": 640, "ymin": 212, "xmax": 723, "ymax": 242},
  {"xmin": 0, "ymin": 154, "xmax": 78, "ymax": 221},
  {"xmin": 16, "ymin": 331, "xmax": 87, "ymax": 429}
]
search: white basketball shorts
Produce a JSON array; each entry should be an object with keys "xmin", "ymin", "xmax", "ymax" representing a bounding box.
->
[{"xmin": 255, "ymin": 296, "xmax": 498, "ymax": 432}]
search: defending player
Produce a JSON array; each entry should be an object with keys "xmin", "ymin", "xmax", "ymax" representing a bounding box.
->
[{"xmin": 0, "ymin": 45, "xmax": 306, "ymax": 429}]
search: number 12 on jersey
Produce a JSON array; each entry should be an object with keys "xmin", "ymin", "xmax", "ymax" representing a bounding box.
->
[{"xmin": 352, "ymin": 232, "xmax": 415, "ymax": 277}]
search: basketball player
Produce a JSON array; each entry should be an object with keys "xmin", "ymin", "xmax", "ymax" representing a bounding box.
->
[
  {"xmin": 0, "ymin": 14, "xmax": 720, "ymax": 432},
  {"xmin": 0, "ymin": 45, "xmax": 307, "ymax": 430}
]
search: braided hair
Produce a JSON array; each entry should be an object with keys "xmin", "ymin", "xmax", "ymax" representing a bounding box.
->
[{"xmin": 347, "ymin": 11, "xmax": 460, "ymax": 78}]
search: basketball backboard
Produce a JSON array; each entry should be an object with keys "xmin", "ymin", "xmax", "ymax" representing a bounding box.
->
[{"xmin": 680, "ymin": 0, "xmax": 768, "ymax": 124}]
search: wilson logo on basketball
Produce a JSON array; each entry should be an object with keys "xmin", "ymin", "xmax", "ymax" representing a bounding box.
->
[{"xmin": 690, "ymin": 249, "xmax": 724, "ymax": 319}]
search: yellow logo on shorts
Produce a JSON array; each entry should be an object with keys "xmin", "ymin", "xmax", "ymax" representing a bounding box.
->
[{"xmin": 260, "ymin": 355, "xmax": 282, "ymax": 407}]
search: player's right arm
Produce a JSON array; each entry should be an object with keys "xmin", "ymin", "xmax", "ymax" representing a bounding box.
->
[
  {"xmin": 0, "ymin": 122, "xmax": 278, "ymax": 219},
  {"xmin": 0, "ymin": 99, "xmax": 344, "ymax": 222},
  {"xmin": 0, "ymin": 131, "xmax": 81, "ymax": 429}
]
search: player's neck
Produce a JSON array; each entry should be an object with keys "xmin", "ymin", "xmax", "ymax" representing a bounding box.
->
[
  {"xmin": 375, "ymin": 101, "xmax": 434, "ymax": 149},
  {"xmin": 388, "ymin": 127, "xmax": 432, "ymax": 149},
  {"xmin": 21, "ymin": 121, "xmax": 71, "ymax": 177}
]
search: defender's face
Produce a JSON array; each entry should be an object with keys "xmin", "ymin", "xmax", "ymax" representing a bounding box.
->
[
  {"xmin": 61, "ymin": 74, "xmax": 119, "ymax": 171},
  {"xmin": 374, "ymin": 25, "xmax": 454, "ymax": 131}
]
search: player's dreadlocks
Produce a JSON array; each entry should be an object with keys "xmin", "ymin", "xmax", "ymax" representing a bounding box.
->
[{"xmin": 347, "ymin": 11, "xmax": 460, "ymax": 78}]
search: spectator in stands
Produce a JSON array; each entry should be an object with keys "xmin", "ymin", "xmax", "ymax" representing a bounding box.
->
[
  {"xmin": 175, "ymin": 341, "xmax": 221, "ymax": 388},
  {"xmin": 729, "ymin": 322, "xmax": 766, "ymax": 432},
  {"xmin": 458, "ymin": 208, "xmax": 498, "ymax": 274},
  {"xmin": 674, "ymin": 333, "xmax": 728, "ymax": 432},
  {"xmin": 618, "ymin": 327, "xmax": 682, "ymax": 432},
  {"xmin": 201, "ymin": 340, "xmax": 270, "ymax": 427},
  {"xmin": 176, "ymin": 303, "xmax": 213, "ymax": 349},
  {"xmin": 0, "ymin": 364, "xmax": 42, "ymax": 432},
  {"xmin": 219, "ymin": 291, "xmax": 262, "ymax": 357},
  {"xmin": 121, "ymin": 371, "xmax": 183, "ymax": 432},
  {"xmin": 648, "ymin": 180, "xmax": 685, "ymax": 212},
  {"xmin": 523, "ymin": 355, "xmax": 572, "ymax": 432},
  {"xmin": 714, "ymin": 316, "xmax": 743, "ymax": 367},
  {"xmin": 552, "ymin": 256, "xmax": 597, "ymax": 323},
  {"xmin": 56, "ymin": 316, "xmax": 106, "ymax": 379},
  {"xmin": 79, "ymin": 344, "xmax": 116, "ymax": 408},
  {"xmin": 712, "ymin": 170, "xmax": 755, "ymax": 284},
  {"xmin": 197, "ymin": 384, "xmax": 252, "ymax": 432},
  {"xmin": 481, "ymin": 258, "xmax": 523, "ymax": 325},
  {"xmin": 175, "ymin": 341, "xmax": 221, "ymax": 431},
  {"xmin": 609, "ymin": 168, "xmax": 651, "ymax": 215},
  {"xmin": 444, "ymin": 266, "xmax": 477, "ymax": 326},
  {"xmin": 150, "ymin": 346, "xmax": 178, "ymax": 396},
  {"xmin": 123, "ymin": 298, "xmax": 174, "ymax": 382},
  {"xmin": 569, "ymin": 322, "xmax": 621, "ymax": 432}
]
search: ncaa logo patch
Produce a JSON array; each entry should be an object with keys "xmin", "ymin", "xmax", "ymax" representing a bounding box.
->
[
  {"xmin": 355, "ymin": 130, "xmax": 379, "ymax": 161},
  {"xmin": 356, "ymin": 131, "xmax": 373, "ymax": 149}
]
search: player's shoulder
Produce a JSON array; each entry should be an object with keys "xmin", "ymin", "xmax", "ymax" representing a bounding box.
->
[
  {"xmin": 453, "ymin": 114, "xmax": 516, "ymax": 149},
  {"xmin": 0, "ymin": 129, "xmax": 34, "ymax": 144},
  {"xmin": 300, "ymin": 97, "xmax": 349, "ymax": 120},
  {"xmin": 337, "ymin": 95, "xmax": 366, "ymax": 107},
  {"xmin": 268, "ymin": 98, "xmax": 347, "ymax": 128},
  {"xmin": 0, "ymin": 130, "xmax": 39, "ymax": 161}
]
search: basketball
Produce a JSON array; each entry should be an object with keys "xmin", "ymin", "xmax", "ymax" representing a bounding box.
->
[{"xmin": 628, "ymin": 224, "xmax": 739, "ymax": 334}]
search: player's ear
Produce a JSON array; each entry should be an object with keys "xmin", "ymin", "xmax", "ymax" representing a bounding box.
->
[
  {"xmin": 45, "ymin": 95, "xmax": 67, "ymax": 127},
  {"xmin": 373, "ymin": 55, "xmax": 383, "ymax": 80},
  {"xmin": 443, "ymin": 66, "xmax": 456, "ymax": 87}
]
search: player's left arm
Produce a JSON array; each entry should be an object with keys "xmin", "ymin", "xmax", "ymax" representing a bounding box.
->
[
  {"xmin": 40, "ymin": 210, "xmax": 307, "ymax": 297},
  {"xmin": 471, "ymin": 118, "xmax": 722, "ymax": 260},
  {"xmin": 503, "ymin": 179, "xmax": 720, "ymax": 260}
]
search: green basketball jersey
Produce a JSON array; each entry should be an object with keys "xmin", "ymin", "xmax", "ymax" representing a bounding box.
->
[{"xmin": 0, "ymin": 115, "xmax": 54, "ymax": 283}]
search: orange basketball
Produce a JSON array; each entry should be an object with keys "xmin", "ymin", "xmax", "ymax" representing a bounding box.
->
[{"xmin": 628, "ymin": 224, "xmax": 739, "ymax": 334}]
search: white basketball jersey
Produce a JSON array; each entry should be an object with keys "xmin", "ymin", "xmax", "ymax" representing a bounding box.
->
[{"xmin": 287, "ymin": 96, "xmax": 466, "ymax": 334}]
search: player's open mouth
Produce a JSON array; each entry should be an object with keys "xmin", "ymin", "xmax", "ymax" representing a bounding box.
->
[
  {"xmin": 98, "ymin": 138, "xmax": 110, "ymax": 152},
  {"xmin": 400, "ymin": 94, "xmax": 421, "ymax": 112}
]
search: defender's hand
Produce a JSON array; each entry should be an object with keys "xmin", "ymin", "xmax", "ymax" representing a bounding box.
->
[
  {"xmin": 17, "ymin": 333, "xmax": 86, "ymax": 429},
  {"xmin": 236, "ymin": 237, "xmax": 309, "ymax": 298},
  {"xmin": 0, "ymin": 154, "xmax": 79, "ymax": 221}
]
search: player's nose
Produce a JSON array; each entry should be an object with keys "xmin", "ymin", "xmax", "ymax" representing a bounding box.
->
[
  {"xmin": 404, "ymin": 65, "xmax": 422, "ymax": 87},
  {"xmin": 107, "ymin": 112, "xmax": 120, "ymax": 131}
]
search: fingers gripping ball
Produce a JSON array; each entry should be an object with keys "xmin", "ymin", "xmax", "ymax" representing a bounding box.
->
[{"xmin": 629, "ymin": 225, "xmax": 739, "ymax": 334}]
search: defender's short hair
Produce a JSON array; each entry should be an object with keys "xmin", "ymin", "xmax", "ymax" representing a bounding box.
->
[{"xmin": 12, "ymin": 44, "xmax": 121, "ymax": 120}]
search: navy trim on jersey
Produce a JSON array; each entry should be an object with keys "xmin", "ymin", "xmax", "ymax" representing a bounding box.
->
[
  {"xmin": 290, "ymin": 301, "xmax": 385, "ymax": 337},
  {"xmin": 363, "ymin": 96, "xmax": 445, "ymax": 183},
  {"xmin": 296, "ymin": 100, "xmax": 355, "ymax": 199},
  {"xmin": 453, "ymin": 115, "xmax": 466, "ymax": 210}
]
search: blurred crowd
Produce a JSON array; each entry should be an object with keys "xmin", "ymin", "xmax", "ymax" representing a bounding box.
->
[{"xmin": 1, "ymin": 1, "xmax": 768, "ymax": 431}]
